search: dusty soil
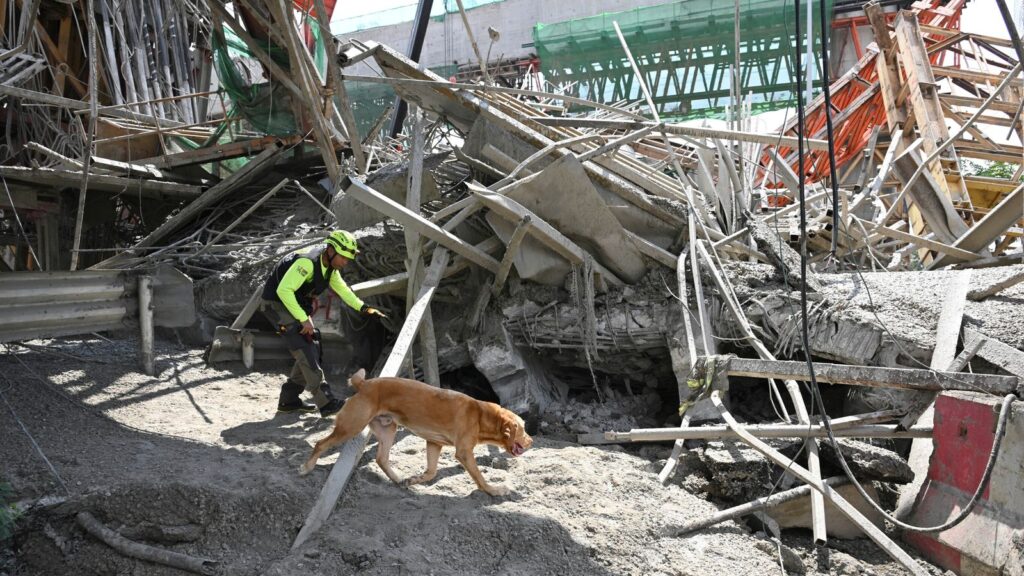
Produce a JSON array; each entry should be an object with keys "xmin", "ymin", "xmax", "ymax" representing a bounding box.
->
[{"xmin": 1, "ymin": 336, "xmax": 947, "ymax": 575}]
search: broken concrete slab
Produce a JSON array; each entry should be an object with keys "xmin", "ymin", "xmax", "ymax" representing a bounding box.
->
[
  {"xmin": 500, "ymin": 155, "xmax": 647, "ymax": 283},
  {"xmin": 468, "ymin": 308, "xmax": 568, "ymax": 417},
  {"xmin": 747, "ymin": 211, "xmax": 823, "ymax": 292},
  {"xmin": 697, "ymin": 439, "xmax": 800, "ymax": 503},
  {"xmin": 766, "ymin": 482, "xmax": 886, "ymax": 539},
  {"xmin": 473, "ymin": 184, "xmax": 624, "ymax": 287},
  {"xmin": 964, "ymin": 328, "xmax": 1024, "ymax": 379},
  {"xmin": 818, "ymin": 438, "xmax": 914, "ymax": 484}
]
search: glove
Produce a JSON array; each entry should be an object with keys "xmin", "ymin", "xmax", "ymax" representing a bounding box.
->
[{"xmin": 364, "ymin": 306, "xmax": 387, "ymax": 319}]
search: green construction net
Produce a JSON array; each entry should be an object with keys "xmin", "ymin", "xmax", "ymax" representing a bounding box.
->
[
  {"xmin": 211, "ymin": 18, "xmax": 327, "ymax": 137},
  {"xmin": 534, "ymin": 0, "xmax": 833, "ymax": 120},
  {"xmin": 345, "ymin": 64, "xmax": 459, "ymax": 139},
  {"xmin": 209, "ymin": 17, "xmax": 454, "ymax": 149}
]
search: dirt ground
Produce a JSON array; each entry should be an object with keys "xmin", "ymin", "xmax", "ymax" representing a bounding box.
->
[{"xmin": 0, "ymin": 335, "xmax": 948, "ymax": 576}]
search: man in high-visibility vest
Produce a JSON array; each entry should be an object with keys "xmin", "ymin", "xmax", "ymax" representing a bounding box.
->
[{"xmin": 260, "ymin": 230, "xmax": 385, "ymax": 416}]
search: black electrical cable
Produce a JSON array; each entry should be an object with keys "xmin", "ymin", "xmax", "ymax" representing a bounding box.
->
[
  {"xmin": 756, "ymin": 0, "xmax": 814, "ymax": 519},
  {"xmin": 796, "ymin": 2, "xmax": 1016, "ymax": 534},
  {"xmin": 818, "ymin": 0, "xmax": 840, "ymax": 259},
  {"xmin": 793, "ymin": 0, "xmax": 814, "ymax": 436}
]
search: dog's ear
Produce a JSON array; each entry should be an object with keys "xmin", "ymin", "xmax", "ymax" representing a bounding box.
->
[{"xmin": 501, "ymin": 413, "xmax": 513, "ymax": 439}]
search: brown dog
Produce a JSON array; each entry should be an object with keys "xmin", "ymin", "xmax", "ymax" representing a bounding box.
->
[{"xmin": 299, "ymin": 369, "xmax": 532, "ymax": 496}]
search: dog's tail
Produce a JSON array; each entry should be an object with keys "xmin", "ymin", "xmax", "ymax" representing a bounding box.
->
[{"xmin": 348, "ymin": 368, "xmax": 367, "ymax": 391}]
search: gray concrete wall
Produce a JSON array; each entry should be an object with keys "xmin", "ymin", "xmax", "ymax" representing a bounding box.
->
[{"xmin": 338, "ymin": 0, "xmax": 669, "ymax": 72}]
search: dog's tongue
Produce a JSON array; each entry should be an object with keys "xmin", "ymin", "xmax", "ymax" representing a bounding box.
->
[{"xmin": 511, "ymin": 443, "xmax": 524, "ymax": 457}]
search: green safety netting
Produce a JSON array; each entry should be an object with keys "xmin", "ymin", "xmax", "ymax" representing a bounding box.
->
[
  {"xmin": 211, "ymin": 17, "xmax": 327, "ymax": 137},
  {"xmin": 345, "ymin": 64, "xmax": 458, "ymax": 138},
  {"xmin": 533, "ymin": 0, "xmax": 833, "ymax": 120}
]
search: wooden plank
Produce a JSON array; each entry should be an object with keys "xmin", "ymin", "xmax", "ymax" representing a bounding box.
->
[
  {"xmin": 24, "ymin": 142, "xmax": 166, "ymax": 180},
  {"xmin": 267, "ymin": 0, "xmax": 339, "ymax": 184},
  {"xmin": 920, "ymin": 25, "xmax": 1015, "ymax": 48},
  {"xmin": 890, "ymin": 150, "xmax": 970, "ymax": 244},
  {"xmin": 881, "ymin": 59, "xmax": 1023, "ymax": 230},
  {"xmin": 526, "ymin": 117, "xmax": 830, "ymax": 151},
  {"xmin": 351, "ymin": 238, "xmax": 501, "ymax": 298},
  {"xmin": 865, "ymin": 1, "xmax": 893, "ymax": 52},
  {"xmin": 764, "ymin": 148, "xmax": 801, "ymax": 198},
  {"xmin": 383, "ymin": 249, "xmax": 452, "ymax": 376},
  {"xmin": 926, "ymin": 32, "xmax": 968, "ymax": 55},
  {"xmin": 930, "ymin": 271, "xmax": 972, "ymax": 370},
  {"xmin": 0, "ymin": 84, "xmax": 182, "ymax": 128},
  {"xmin": 862, "ymin": 218, "xmax": 979, "ymax": 261},
  {"xmin": 968, "ymin": 269, "xmax": 1024, "ymax": 300},
  {"xmin": 403, "ymin": 106, "xmax": 437, "ymax": 386},
  {"xmin": 54, "ymin": 8, "xmax": 72, "ymax": 97},
  {"xmin": 932, "ymin": 65, "xmax": 1023, "ymax": 88},
  {"xmin": 933, "ymin": 182, "xmax": 1024, "ymax": 267},
  {"xmin": 230, "ymin": 288, "xmax": 264, "ymax": 330},
  {"xmin": 0, "ymin": 167, "xmax": 200, "ymax": 198},
  {"xmin": 491, "ymin": 216, "xmax": 532, "ymax": 294},
  {"xmin": 710, "ymin": 393, "xmax": 930, "ymax": 576},
  {"xmin": 941, "ymin": 94, "xmax": 1019, "ymax": 115},
  {"xmin": 894, "ymin": 11, "xmax": 961, "ymax": 201},
  {"xmin": 726, "ymin": 357, "xmax": 1018, "ymax": 394},
  {"xmin": 345, "ymin": 178, "xmax": 500, "ymax": 273},
  {"xmin": 33, "ymin": 17, "xmax": 87, "ymax": 98},
  {"xmin": 70, "ymin": 0, "xmax": 99, "ymax": 271},
  {"xmin": 866, "ymin": 2, "xmax": 906, "ymax": 130},
  {"xmin": 964, "ymin": 328, "xmax": 1024, "ymax": 379},
  {"xmin": 312, "ymin": 0, "xmax": 367, "ymax": 174},
  {"xmin": 600, "ymin": 424, "xmax": 931, "ymax": 443},
  {"xmin": 624, "ymin": 230, "xmax": 676, "ymax": 269},
  {"xmin": 136, "ymin": 135, "xmax": 301, "ymax": 169}
]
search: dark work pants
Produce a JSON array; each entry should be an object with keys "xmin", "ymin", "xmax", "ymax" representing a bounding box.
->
[{"xmin": 260, "ymin": 300, "xmax": 332, "ymax": 407}]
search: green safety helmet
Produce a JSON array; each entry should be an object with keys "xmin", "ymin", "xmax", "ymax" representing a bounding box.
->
[{"xmin": 325, "ymin": 230, "xmax": 359, "ymax": 259}]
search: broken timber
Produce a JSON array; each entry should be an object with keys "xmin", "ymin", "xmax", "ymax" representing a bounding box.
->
[
  {"xmin": 600, "ymin": 424, "xmax": 931, "ymax": 443},
  {"xmin": 344, "ymin": 178, "xmax": 500, "ymax": 273},
  {"xmin": 710, "ymin": 392, "xmax": 929, "ymax": 576},
  {"xmin": 726, "ymin": 358, "xmax": 1019, "ymax": 395}
]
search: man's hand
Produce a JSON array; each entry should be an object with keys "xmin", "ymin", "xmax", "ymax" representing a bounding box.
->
[
  {"xmin": 300, "ymin": 318, "xmax": 315, "ymax": 336},
  {"xmin": 364, "ymin": 307, "xmax": 387, "ymax": 319}
]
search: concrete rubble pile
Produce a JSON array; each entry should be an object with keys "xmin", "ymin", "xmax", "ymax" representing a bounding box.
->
[{"xmin": 3, "ymin": 0, "xmax": 1024, "ymax": 574}]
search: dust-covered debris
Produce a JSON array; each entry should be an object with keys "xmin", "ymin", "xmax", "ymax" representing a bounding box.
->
[{"xmin": 2, "ymin": 338, "xmax": 945, "ymax": 576}]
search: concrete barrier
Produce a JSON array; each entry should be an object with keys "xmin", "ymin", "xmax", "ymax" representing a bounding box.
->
[{"xmin": 902, "ymin": 390, "xmax": 1024, "ymax": 575}]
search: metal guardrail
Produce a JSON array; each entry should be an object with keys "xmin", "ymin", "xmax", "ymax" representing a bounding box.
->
[
  {"xmin": 0, "ymin": 270, "xmax": 132, "ymax": 343},
  {"xmin": 0, "ymin": 266, "xmax": 195, "ymax": 344}
]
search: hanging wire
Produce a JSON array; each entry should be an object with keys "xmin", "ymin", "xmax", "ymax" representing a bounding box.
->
[{"xmin": 796, "ymin": 0, "xmax": 1017, "ymax": 534}]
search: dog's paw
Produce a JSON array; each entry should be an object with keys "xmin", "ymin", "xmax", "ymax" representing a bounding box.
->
[
  {"xmin": 402, "ymin": 474, "xmax": 428, "ymax": 487},
  {"xmin": 298, "ymin": 462, "xmax": 314, "ymax": 476},
  {"xmin": 485, "ymin": 484, "xmax": 511, "ymax": 497}
]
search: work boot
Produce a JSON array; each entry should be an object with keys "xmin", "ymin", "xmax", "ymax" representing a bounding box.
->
[
  {"xmin": 278, "ymin": 399, "xmax": 317, "ymax": 413},
  {"xmin": 319, "ymin": 398, "xmax": 344, "ymax": 417},
  {"xmin": 277, "ymin": 380, "xmax": 315, "ymax": 413}
]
